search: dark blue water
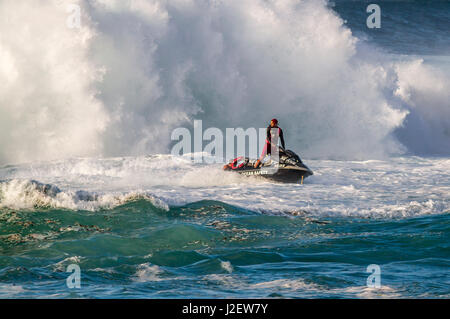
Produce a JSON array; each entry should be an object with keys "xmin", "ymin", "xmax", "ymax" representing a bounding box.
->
[{"xmin": 331, "ymin": 0, "xmax": 450, "ymax": 55}]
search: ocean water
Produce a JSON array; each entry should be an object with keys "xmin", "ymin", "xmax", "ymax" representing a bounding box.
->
[
  {"xmin": 0, "ymin": 155, "xmax": 449, "ymax": 298},
  {"xmin": 0, "ymin": 0, "xmax": 449, "ymax": 299},
  {"xmin": 332, "ymin": 0, "xmax": 450, "ymax": 56}
]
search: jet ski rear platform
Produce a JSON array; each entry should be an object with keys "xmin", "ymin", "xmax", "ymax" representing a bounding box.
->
[{"xmin": 224, "ymin": 149, "xmax": 313, "ymax": 183}]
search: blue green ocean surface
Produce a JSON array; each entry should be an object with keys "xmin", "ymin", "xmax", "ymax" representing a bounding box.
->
[{"xmin": 0, "ymin": 156, "xmax": 449, "ymax": 298}]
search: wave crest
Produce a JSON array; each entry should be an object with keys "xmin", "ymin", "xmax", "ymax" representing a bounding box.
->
[{"xmin": 0, "ymin": 179, "xmax": 169, "ymax": 211}]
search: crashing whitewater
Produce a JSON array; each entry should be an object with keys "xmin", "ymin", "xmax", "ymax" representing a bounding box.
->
[{"xmin": 0, "ymin": 0, "xmax": 449, "ymax": 165}]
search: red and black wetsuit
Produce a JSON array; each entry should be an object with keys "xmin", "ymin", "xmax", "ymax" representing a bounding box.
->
[{"xmin": 259, "ymin": 125, "xmax": 285, "ymax": 160}]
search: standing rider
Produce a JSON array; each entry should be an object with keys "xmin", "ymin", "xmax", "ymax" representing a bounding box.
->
[{"xmin": 254, "ymin": 119, "xmax": 285, "ymax": 168}]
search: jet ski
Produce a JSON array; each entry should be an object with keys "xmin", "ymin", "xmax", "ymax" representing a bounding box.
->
[{"xmin": 224, "ymin": 148, "xmax": 313, "ymax": 183}]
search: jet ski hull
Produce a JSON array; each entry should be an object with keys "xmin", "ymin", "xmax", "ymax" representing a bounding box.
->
[{"xmin": 237, "ymin": 166, "xmax": 312, "ymax": 183}]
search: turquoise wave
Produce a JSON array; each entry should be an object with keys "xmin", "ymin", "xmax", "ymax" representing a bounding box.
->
[{"xmin": 0, "ymin": 200, "xmax": 448, "ymax": 298}]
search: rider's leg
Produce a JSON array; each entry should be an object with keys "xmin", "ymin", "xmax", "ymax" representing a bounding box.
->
[{"xmin": 254, "ymin": 142, "xmax": 268, "ymax": 168}]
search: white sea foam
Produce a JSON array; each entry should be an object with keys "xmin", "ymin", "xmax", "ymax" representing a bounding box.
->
[
  {"xmin": 0, "ymin": 283, "xmax": 26, "ymax": 297},
  {"xmin": 134, "ymin": 263, "xmax": 165, "ymax": 282},
  {"xmin": 204, "ymin": 274, "xmax": 402, "ymax": 298},
  {"xmin": 220, "ymin": 261, "xmax": 234, "ymax": 274},
  {"xmin": 133, "ymin": 263, "xmax": 186, "ymax": 282},
  {"xmin": 0, "ymin": 155, "xmax": 448, "ymax": 218},
  {"xmin": 341, "ymin": 285, "xmax": 401, "ymax": 299},
  {"xmin": 248, "ymin": 278, "xmax": 321, "ymax": 292},
  {"xmin": 53, "ymin": 256, "xmax": 84, "ymax": 272},
  {"xmin": 202, "ymin": 273, "xmax": 402, "ymax": 298}
]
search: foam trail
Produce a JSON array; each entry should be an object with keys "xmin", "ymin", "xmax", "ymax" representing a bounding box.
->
[{"xmin": 0, "ymin": 0, "xmax": 449, "ymax": 164}]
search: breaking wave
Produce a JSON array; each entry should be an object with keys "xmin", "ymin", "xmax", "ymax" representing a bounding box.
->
[
  {"xmin": 0, "ymin": 0, "xmax": 449, "ymax": 164},
  {"xmin": 0, "ymin": 179, "xmax": 169, "ymax": 211}
]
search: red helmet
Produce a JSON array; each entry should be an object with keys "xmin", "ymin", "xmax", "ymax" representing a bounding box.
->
[{"xmin": 271, "ymin": 118, "xmax": 278, "ymax": 124}]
